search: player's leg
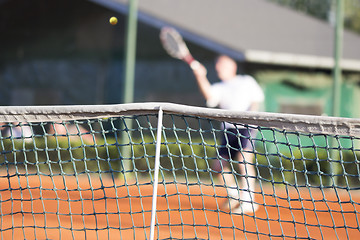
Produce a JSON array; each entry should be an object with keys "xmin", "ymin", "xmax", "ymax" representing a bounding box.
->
[
  {"xmin": 217, "ymin": 165, "xmax": 242, "ymax": 210},
  {"xmin": 233, "ymin": 129, "xmax": 258, "ymax": 214},
  {"xmin": 215, "ymin": 128, "xmax": 243, "ymax": 210},
  {"xmin": 212, "ymin": 154, "xmax": 238, "ymax": 208}
]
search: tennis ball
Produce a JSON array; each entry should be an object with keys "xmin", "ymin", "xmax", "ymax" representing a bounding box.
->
[{"xmin": 109, "ymin": 17, "xmax": 118, "ymax": 25}]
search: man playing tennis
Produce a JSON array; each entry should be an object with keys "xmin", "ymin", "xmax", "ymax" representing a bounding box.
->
[{"xmin": 192, "ymin": 55, "xmax": 264, "ymax": 214}]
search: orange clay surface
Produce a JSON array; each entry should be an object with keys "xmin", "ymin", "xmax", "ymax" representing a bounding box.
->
[{"xmin": 0, "ymin": 174, "xmax": 359, "ymax": 239}]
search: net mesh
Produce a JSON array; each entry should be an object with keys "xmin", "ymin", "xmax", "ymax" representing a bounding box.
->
[{"xmin": 0, "ymin": 103, "xmax": 359, "ymax": 239}]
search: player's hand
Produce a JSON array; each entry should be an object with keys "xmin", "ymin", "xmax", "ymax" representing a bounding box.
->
[{"xmin": 192, "ymin": 62, "xmax": 207, "ymax": 78}]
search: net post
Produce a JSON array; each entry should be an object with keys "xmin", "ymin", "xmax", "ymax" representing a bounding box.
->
[{"xmin": 149, "ymin": 107, "xmax": 164, "ymax": 240}]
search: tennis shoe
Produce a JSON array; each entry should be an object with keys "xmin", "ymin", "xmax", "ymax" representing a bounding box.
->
[
  {"xmin": 232, "ymin": 202, "xmax": 259, "ymax": 214},
  {"xmin": 221, "ymin": 198, "xmax": 240, "ymax": 211}
]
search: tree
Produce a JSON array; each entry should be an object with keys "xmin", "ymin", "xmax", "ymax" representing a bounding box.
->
[{"xmin": 269, "ymin": 0, "xmax": 360, "ymax": 34}]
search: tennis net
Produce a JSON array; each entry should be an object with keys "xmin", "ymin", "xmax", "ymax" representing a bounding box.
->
[{"xmin": 0, "ymin": 102, "xmax": 359, "ymax": 239}]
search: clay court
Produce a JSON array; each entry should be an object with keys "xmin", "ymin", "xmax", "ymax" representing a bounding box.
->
[{"xmin": 1, "ymin": 174, "xmax": 359, "ymax": 239}]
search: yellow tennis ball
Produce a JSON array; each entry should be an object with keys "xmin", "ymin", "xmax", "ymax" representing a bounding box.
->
[{"xmin": 109, "ymin": 17, "xmax": 118, "ymax": 25}]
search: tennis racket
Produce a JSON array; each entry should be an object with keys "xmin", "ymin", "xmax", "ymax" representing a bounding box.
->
[{"xmin": 160, "ymin": 27, "xmax": 200, "ymax": 70}]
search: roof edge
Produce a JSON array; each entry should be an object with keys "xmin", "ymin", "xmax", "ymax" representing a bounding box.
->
[{"xmin": 245, "ymin": 50, "xmax": 360, "ymax": 72}]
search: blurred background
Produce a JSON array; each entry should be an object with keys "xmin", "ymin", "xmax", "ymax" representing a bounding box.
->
[{"xmin": 0, "ymin": 0, "xmax": 360, "ymax": 118}]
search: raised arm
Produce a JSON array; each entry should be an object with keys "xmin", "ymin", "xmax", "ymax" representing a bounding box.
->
[{"xmin": 192, "ymin": 63, "xmax": 212, "ymax": 101}]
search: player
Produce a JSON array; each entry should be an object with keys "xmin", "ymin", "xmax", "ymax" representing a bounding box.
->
[{"xmin": 192, "ymin": 55, "xmax": 264, "ymax": 213}]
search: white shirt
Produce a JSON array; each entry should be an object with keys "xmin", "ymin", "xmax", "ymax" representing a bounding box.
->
[{"xmin": 207, "ymin": 75, "xmax": 264, "ymax": 111}]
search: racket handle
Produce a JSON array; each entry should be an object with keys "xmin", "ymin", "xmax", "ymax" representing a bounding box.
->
[{"xmin": 183, "ymin": 54, "xmax": 200, "ymax": 70}]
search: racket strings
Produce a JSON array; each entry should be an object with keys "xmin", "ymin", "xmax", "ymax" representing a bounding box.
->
[{"xmin": 160, "ymin": 28, "xmax": 190, "ymax": 59}]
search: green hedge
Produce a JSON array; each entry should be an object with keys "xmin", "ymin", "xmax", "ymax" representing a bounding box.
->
[{"xmin": 1, "ymin": 136, "xmax": 358, "ymax": 187}]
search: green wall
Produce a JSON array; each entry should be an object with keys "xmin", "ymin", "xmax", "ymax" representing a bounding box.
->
[{"xmin": 257, "ymin": 71, "xmax": 360, "ymax": 119}]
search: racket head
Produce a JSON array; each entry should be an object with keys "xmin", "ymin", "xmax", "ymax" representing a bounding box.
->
[{"xmin": 160, "ymin": 27, "xmax": 191, "ymax": 60}]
